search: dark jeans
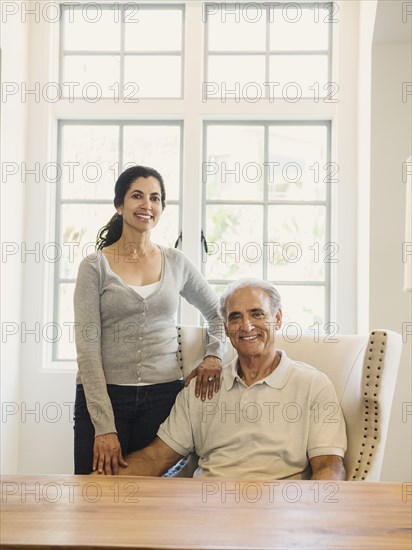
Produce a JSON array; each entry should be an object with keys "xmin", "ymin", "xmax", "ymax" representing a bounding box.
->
[{"xmin": 74, "ymin": 380, "xmax": 183, "ymax": 474}]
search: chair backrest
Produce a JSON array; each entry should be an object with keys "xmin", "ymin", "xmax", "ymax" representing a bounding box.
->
[{"xmin": 177, "ymin": 326, "xmax": 402, "ymax": 481}]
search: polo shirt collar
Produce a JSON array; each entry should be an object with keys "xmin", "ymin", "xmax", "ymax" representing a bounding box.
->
[{"xmin": 223, "ymin": 350, "xmax": 294, "ymax": 391}]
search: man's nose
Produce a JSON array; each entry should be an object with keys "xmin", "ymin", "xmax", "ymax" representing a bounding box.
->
[{"xmin": 241, "ymin": 320, "xmax": 255, "ymax": 332}]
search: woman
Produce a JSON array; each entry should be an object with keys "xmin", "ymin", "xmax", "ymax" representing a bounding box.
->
[{"xmin": 73, "ymin": 165, "xmax": 224, "ymax": 475}]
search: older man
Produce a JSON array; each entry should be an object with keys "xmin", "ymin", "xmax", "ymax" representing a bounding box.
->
[{"xmin": 114, "ymin": 279, "xmax": 347, "ymax": 480}]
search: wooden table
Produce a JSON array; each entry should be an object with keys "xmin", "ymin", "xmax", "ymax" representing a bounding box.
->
[{"xmin": 1, "ymin": 475, "xmax": 411, "ymax": 549}]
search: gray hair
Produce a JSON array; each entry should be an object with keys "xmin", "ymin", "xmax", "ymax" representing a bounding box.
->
[{"xmin": 220, "ymin": 278, "xmax": 282, "ymax": 320}]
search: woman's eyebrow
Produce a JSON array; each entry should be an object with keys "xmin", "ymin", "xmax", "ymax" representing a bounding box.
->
[{"xmin": 130, "ymin": 190, "xmax": 160, "ymax": 196}]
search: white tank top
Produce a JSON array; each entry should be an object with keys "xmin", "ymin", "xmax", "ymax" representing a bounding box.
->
[{"xmin": 129, "ymin": 280, "xmax": 161, "ymax": 299}]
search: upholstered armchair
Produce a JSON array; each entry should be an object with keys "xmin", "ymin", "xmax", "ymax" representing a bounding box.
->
[{"xmin": 176, "ymin": 326, "xmax": 402, "ymax": 481}]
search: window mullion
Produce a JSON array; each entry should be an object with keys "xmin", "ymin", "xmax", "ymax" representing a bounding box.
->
[
  {"xmin": 179, "ymin": 2, "xmax": 204, "ymax": 325},
  {"xmin": 263, "ymin": 124, "xmax": 269, "ymax": 281}
]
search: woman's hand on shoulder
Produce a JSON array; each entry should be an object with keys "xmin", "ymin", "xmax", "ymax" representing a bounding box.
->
[
  {"xmin": 184, "ymin": 355, "xmax": 222, "ymax": 401},
  {"xmin": 93, "ymin": 433, "xmax": 128, "ymax": 475}
]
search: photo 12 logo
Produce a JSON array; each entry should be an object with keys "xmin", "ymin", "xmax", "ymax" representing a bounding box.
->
[
  {"xmin": 202, "ymin": 81, "xmax": 339, "ymax": 103},
  {"xmin": 1, "ymin": 81, "xmax": 140, "ymax": 104},
  {"xmin": 202, "ymin": 3, "xmax": 340, "ymax": 25},
  {"xmin": 201, "ymin": 481, "xmax": 340, "ymax": 504},
  {"xmin": 1, "ymin": 2, "xmax": 141, "ymax": 24},
  {"xmin": 1, "ymin": 480, "xmax": 140, "ymax": 504}
]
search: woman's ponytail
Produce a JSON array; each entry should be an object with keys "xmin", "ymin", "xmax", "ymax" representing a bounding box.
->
[{"xmin": 96, "ymin": 213, "xmax": 123, "ymax": 250}]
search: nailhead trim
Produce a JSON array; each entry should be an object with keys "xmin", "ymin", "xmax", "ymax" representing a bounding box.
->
[{"xmin": 351, "ymin": 331, "xmax": 387, "ymax": 480}]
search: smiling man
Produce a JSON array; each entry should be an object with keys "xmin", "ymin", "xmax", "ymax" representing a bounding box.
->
[{"xmin": 106, "ymin": 279, "xmax": 347, "ymax": 480}]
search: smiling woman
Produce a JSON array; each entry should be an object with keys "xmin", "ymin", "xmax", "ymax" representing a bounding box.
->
[
  {"xmin": 72, "ymin": 165, "xmax": 226, "ymax": 476},
  {"xmin": 97, "ymin": 168, "xmax": 166, "ymax": 285}
]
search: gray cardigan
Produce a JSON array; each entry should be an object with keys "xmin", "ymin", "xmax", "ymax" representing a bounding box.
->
[{"xmin": 73, "ymin": 246, "xmax": 225, "ymax": 436}]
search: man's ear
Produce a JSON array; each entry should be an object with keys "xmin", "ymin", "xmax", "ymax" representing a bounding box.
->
[
  {"xmin": 224, "ymin": 322, "xmax": 229, "ymax": 337},
  {"xmin": 275, "ymin": 309, "xmax": 282, "ymax": 328}
]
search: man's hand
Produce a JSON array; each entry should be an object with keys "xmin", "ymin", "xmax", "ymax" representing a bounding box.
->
[
  {"xmin": 184, "ymin": 355, "xmax": 222, "ymax": 400},
  {"xmin": 93, "ymin": 433, "xmax": 128, "ymax": 475},
  {"xmin": 309, "ymin": 455, "xmax": 346, "ymax": 480}
]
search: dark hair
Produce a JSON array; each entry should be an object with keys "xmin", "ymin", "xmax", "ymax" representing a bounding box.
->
[{"xmin": 96, "ymin": 165, "xmax": 166, "ymax": 250}]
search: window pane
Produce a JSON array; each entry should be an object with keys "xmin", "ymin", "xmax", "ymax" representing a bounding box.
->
[
  {"xmin": 267, "ymin": 206, "xmax": 326, "ymax": 282},
  {"xmin": 208, "ymin": 7, "xmax": 266, "ymax": 51},
  {"xmin": 60, "ymin": 203, "xmax": 114, "ymax": 280},
  {"xmin": 202, "ymin": 122, "xmax": 330, "ymax": 332},
  {"xmin": 124, "ymin": 56, "xmax": 181, "ymax": 98},
  {"xmin": 269, "ymin": 55, "xmax": 328, "ymax": 98},
  {"xmin": 123, "ymin": 125, "xmax": 181, "ymax": 201},
  {"xmin": 276, "ymin": 285, "xmax": 326, "ymax": 330},
  {"xmin": 125, "ymin": 9, "xmax": 183, "ymax": 51},
  {"xmin": 205, "ymin": 4, "xmax": 332, "ymax": 102},
  {"xmin": 150, "ymin": 205, "xmax": 180, "ymax": 248},
  {"xmin": 207, "ymin": 55, "xmax": 265, "ymax": 99},
  {"xmin": 270, "ymin": 6, "xmax": 329, "ymax": 51},
  {"xmin": 63, "ymin": 56, "xmax": 120, "ymax": 98},
  {"xmin": 268, "ymin": 125, "xmax": 328, "ymax": 201},
  {"xmin": 205, "ymin": 125, "xmax": 264, "ymax": 201},
  {"xmin": 63, "ymin": 6, "xmax": 120, "ymax": 51},
  {"xmin": 204, "ymin": 205, "xmax": 264, "ymax": 280},
  {"xmin": 56, "ymin": 283, "xmax": 76, "ymax": 361},
  {"xmin": 61, "ymin": 125, "xmax": 119, "ymax": 200}
]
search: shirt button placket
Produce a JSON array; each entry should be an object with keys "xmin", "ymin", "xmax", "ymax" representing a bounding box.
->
[{"xmin": 137, "ymin": 299, "xmax": 147, "ymax": 382}]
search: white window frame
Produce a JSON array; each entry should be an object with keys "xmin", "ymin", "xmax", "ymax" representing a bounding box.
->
[
  {"xmin": 59, "ymin": 2, "xmax": 186, "ymax": 100},
  {"xmin": 203, "ymin": 1, "xmax": 334, "ymax": 100},
  {"xmin": 201, "ymin": 119, "xmax": 333, "ymax": 329},
  {"xmin": 22, "ymin": 0, "xmax": 358, "ymax": 373},
  {"xmin": 54, "ymin": 119, "xmax": 184, "ymax": 362}
]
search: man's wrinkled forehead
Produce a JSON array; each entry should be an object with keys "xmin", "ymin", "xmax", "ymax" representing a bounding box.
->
[{"xmin": 225, "ymin": 286, "xmax": 271, "ymax": 317}]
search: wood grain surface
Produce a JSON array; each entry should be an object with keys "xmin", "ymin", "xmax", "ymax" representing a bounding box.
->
[{"xmin": 1, "ymin": 475, "xmax": 411, "ymax": 549}]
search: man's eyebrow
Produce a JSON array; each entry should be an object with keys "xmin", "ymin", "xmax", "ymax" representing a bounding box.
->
[
  {"xmin": 227, "ymin": 308, "xmax": 264, "ymax": 319},
  {"xmin": 227, "ymin": 311, "xmax": 241, "ymax": 319}
]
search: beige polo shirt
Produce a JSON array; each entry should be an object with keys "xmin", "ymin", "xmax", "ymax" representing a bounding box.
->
[{"xmin": 158, "ymin": 351, "xmax": 347, "ymax": 479}]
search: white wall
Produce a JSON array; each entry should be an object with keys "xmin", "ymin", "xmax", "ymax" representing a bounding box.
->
[
  {"xmin": 357, "ymin": 0, "xmax": 412, "ymax": 482},
  {"xmin": 369, "ymin": 41, "xmax": 412, "ymax": 481},
  {"xmin": 357, "ymin": 0, "xmax": 377, "ymax": 333},
  {"xmin": 1, "ymin": 7, "xmax": 76, "ymax": 475},
  {"xmin": 16, "ymin": 10, "xmax": 77, "ymax": 474},
  {"xmin": 0, "ymin": 15, "xmax": 28, "ymax": 473}
]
